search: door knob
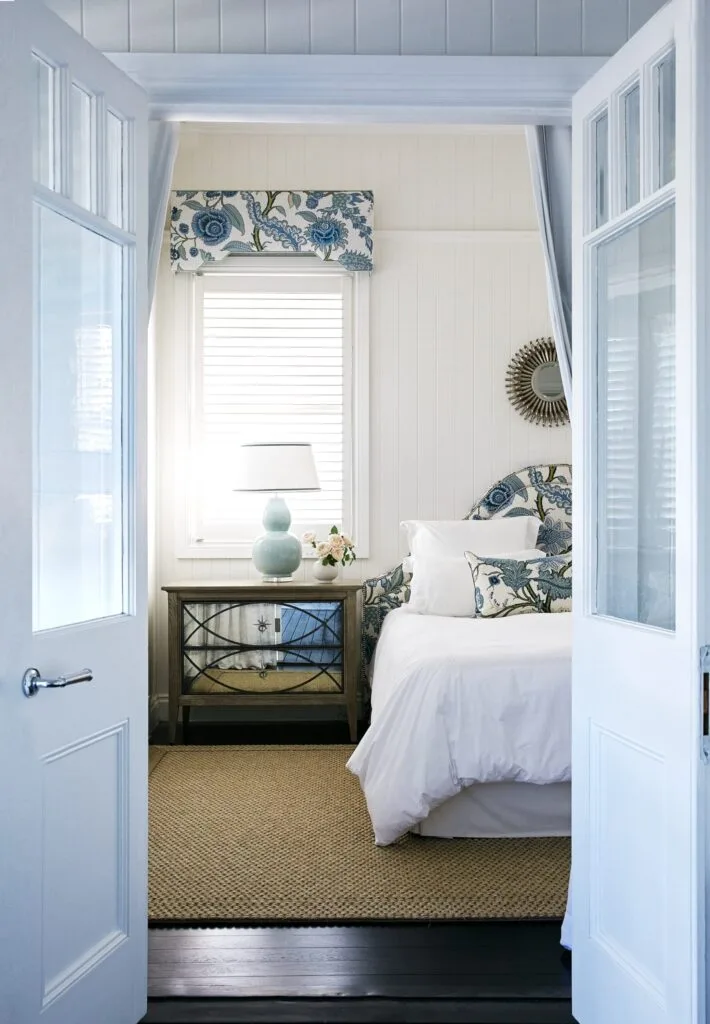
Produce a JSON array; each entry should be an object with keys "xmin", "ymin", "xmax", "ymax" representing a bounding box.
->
[{"xmin": 22, "ymin": 667, "xmax": 93, "ymax": 698}]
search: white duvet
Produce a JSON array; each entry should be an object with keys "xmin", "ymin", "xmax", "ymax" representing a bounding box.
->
[{"xmin": 347, "ymin": 608, "xmax": 571, "ymax": 845}]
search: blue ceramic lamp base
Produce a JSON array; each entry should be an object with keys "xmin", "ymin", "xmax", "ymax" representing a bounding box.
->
[{"xmin": 251, "ymin": 495, "xmax": 302, "ymax": 582}]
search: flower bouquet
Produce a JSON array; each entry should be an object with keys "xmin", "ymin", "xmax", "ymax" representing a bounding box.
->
[{"xmin": 302, "ymin": 527, "xmax": 356, "ymax": 582}]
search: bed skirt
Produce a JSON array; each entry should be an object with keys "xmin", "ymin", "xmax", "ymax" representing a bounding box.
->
[{"xmin": 411, "ymin": 781, "xmax": 571, "ymax": 839}]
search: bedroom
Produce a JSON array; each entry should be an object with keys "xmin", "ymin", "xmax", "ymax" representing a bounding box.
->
[
  {"xmin": 146, "ymin": 120, "xmax": 574, "ymax": 946},
  {"xmin": 1, "ymin": 2, "xmax": 706, "ymax": 1024}
]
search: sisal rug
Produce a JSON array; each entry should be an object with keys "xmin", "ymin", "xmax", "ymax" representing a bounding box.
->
[{"xmin": 149, "ymin": 745, "xmax": 570, "ymax": 925}]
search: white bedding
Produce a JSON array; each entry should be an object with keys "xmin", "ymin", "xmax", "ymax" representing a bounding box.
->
[{"xmin": 347, "ymin": 608, "xmax": 571, "ymax": 845}]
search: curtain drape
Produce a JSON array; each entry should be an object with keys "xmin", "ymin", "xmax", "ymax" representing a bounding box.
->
[
  {"xmin": 525, "ymin": 125, "xmax": 573, "ymax": 410},
  {"xmin": 527, "ymin": 124, "xmax": 574, "ymax": 954},
  {"xmin": 148, "ymin": 120, "xmax": 179, "ymax": 305}
]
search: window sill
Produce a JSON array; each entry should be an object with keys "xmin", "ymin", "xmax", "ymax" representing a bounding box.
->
[{"xmin": 177, "ymin": 542, "xmax": 369, "ymax": 561}]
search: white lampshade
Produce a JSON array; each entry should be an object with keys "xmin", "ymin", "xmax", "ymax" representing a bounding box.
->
[{"xmin": 236, "ymin": 442, "xmax": 321, "ymax": 492}]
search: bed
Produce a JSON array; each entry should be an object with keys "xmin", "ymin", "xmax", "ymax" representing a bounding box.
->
[{"xmin": 348, "ymin": 464, "xmax": 572, "ymax": 846}]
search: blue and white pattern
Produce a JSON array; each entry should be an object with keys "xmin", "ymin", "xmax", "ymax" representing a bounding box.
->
[
  {"xmin": 170, "ymin": 190, "xmax": 374, "ymax": 272},
  {"xmin": 360, "ymin": 464, "xmax": 572, "ymax": 693},
  {"xmin": 465, "ymin": 551, "xmax": 572, "ymax": 618}
]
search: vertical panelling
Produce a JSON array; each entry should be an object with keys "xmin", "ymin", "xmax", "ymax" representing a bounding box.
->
[
  {"xmin": 130, "ymin": 0, "xmax": 175, "ymax": 52},
  {"xmin": 401, "ymin": 0, "xmax": 447, "ymax": 55},
  {"xmin": 492, "ymin": 0, "xmax": 537, "ymax": 56},
  {"xmin": 582, "ymin": 0, "xmax": 629, "ymax": 55},
  {"xmin": 265, "ymin": 0, "xmax": 311, "ymax": 52},
  {"xmin": 49, "ymin": 0, "xmax": 665, "ymax": 54},
  {"xmin": 83, "ymin": 0, "xmax": 129, "ymax": 51},
  {"xmin": 433, "ymin": 247, "xmax": 458, "ymax": 518},
  {"xmin": 175, "ymin": 0, "xmax": 221, "ymax": 52},
  {"xmin": 446, "ymin": 0, "xmax": 492, "ymax": 56},
  {"xmin": 355, "ymin": 0, "xmax": 401, "ymax": 54},
  {"xmin": 311, "ymin": 0, "xmax": 356, "ymax": 53},
  {"xmin": 221, "ymin": 0, "xmax": 267, "ymax": 53},
  {"xmin": 537, "ymin": 0, "xmax": 582, "ymax": 56},
  {"xmin": 628, "ymin": 0, "xmax": 665, "ymax": 34},
  {"xmin": 155, "ymin": 125, "xmax": 571, "ymax": 706}
]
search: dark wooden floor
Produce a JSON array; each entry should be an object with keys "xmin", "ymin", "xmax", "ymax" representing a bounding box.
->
[{"xmin": 141, "ymin": 923, "xmax": 573, "ymax": 1023}]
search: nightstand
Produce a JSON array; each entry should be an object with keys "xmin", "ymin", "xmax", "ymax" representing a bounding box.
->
[{"xmin": 162, "ymin": 580, "xmax": 361, "ymax": 744}]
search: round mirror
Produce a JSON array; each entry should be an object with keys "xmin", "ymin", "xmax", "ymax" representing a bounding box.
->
[
  {"xmin": 531, "ymin": 361, "xmax": 565, "ymax": 401},
  {"xmin": 505, "ymin": 337, "xmax": 569, "ymax": 427}
]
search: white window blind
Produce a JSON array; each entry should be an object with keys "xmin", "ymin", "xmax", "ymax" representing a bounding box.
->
[{"xmin": 192, "ymin": 270, "xmax": 350, "ymax": 543}]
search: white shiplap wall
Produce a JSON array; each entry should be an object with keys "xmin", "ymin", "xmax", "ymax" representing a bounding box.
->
[
  {"xmin": 149, "ymin": 124, "xmax": 571, "ymax": 709},
  {"xmin": 48, "ymin": 0, "xmax": 665, "ymax": 57}
]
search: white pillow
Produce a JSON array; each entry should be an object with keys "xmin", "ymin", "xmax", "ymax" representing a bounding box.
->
[
  {"xmin": 407, "ymin": 549, "xmax": 543, "ymax": 617},
  {"xmin": 406, "ymin": 546, "xmax": 543, "ymax": 618},
  {"xmin": 401, "ymin": 517, "xmax": 540, "ymax": 561}
]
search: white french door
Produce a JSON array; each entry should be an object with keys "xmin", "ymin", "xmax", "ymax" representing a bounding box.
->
[
  {"xmin": 572, "ymin": 2, "xmax": 707, "ymax": 1022},
  {"xmin": 0, "ymin": 2, "xmax": 148, "ymax": 1023}
]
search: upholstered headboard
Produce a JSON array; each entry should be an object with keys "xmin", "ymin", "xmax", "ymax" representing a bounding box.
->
[{"xmin": 360, "ymin": 463, "xmax": 572, "ymax": 687}]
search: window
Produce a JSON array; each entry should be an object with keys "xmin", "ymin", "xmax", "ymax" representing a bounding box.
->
[{"xmin": 175, "ymin": 260, "xmax": 369, "ymax": 557}]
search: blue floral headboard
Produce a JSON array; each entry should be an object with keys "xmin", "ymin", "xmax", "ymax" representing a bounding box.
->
[{"xmin": 360, "ymin": 464, "xmax": 572, "ymax": 690}]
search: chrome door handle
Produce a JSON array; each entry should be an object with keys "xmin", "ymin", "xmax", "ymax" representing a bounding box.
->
[{"xmin": 22, "ymin": 667, "xmax": 93, "ymax": 698}]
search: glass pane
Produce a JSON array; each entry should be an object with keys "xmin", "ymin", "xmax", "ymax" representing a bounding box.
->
[
  {"xmin": 72, "ymin": 84, "xmax": 93, "ymax": 210},
  {"xmin": 34, "ymin": 205, "xmax": 125, "ymax": 631},
  {"xmin": 623, "ymin": 84, "xmax": 641, "ymax": 210},
  {"xmin": 593, "ymin": 111, "xmax": 609, "ymax": 228},
  {"xmin": 656, "ymin": 50, "xmax": 676, "ymax": 188},
  {"xmin": 106, "ymin": 111, "xmax": 124, "ymax": 227},
  {"xmin": 595, "ymin": 204, "xmax": 675, "ymax": 631},
  {"xmin": 32, "ymin": 55, "xmax": 55, "ymax": 188}
]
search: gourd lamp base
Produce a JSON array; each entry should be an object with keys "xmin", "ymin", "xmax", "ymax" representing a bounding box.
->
[{"xmin": 251, "ymin": 495, "xmax": 302, "ymax": 580}]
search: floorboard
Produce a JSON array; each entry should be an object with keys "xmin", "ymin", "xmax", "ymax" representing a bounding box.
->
[{"xmin": 142, "ymin": 923, "xmax": 573, "ymax": 1022}]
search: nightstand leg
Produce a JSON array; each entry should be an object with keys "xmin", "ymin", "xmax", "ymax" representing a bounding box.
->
[
  {"xmin": 346, "ymin": 696, "xmax": 358, "ymax": 743},
  {"xmin": 168, "ymin": 701, "xmax": 179, "ymax": 745},
  {"xmin": 182, "ymin": 705, "xmax": 191, "ymax": 744}
]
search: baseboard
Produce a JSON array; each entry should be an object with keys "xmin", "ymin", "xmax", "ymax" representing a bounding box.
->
[
  {"xmin": 149, "ymin": 694, "xmax": 163, "ymax": 733},
  {"xmin": 150, "ymin": 694, "xmax": 351, "ymax": 724}
]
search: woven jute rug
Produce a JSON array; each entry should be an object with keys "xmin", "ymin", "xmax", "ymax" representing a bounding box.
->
[{"xmin": 149, "ymin": 745, "xmax": 570, "ymax": 925}]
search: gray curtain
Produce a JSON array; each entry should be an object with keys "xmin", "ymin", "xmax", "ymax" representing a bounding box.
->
[
  {"xmin": 525, "ymin": 125, "xmax": 573, "ymax": 410},
  {"xmin": 527, "ymin": 125, "xmax": 574, "ymax": 952},
  {"xmin": 148, "ymin": 120, "xmax": 179, "ymax": 305}
]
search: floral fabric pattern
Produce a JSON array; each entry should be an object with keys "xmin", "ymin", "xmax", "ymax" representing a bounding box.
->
[
  {"xmin": 464, "ymin": 552, "xmax": 572, "ymax": 618},
  {"xmin": 360, "ymin": 464, "xmax": 572, "ymax": 700},
  {"xmin": 170, "ymin": 190, "xmax": 374, "ymax": 272}
]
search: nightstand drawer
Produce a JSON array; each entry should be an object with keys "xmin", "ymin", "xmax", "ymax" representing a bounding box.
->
[{"xmin": 182, "ymin": 599, "xmax": 344, "ymax": 696}]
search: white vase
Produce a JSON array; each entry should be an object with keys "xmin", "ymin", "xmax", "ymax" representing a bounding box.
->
[{"xmin": 312, "ymin": 561, "xmax": 338, "ymax": 583}]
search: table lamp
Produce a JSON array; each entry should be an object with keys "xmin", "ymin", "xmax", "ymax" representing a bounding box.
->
[{"xmin": 237, "ymin": 442, "xmax": 320, "ymax": 581}]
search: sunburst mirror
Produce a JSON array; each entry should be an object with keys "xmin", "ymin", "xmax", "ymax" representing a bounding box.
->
[{"xmin": 505, "ymin": 337, "xmax": 569, "ymax": 427}]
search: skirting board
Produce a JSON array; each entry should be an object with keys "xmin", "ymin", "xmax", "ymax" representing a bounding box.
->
[{"xmin": 149, "ymin": 694, "xmax": 351, "ymax": 724}]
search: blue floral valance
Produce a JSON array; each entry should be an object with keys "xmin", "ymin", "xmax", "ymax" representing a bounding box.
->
[{"xmin": 170, "ymin": 190, "xmax": 374, "ymax": 272}]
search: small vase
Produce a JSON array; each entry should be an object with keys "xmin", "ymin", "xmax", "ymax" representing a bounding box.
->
[{"xmin": 312, "ymin": 561, "xmax": 338, "ymax": 583}]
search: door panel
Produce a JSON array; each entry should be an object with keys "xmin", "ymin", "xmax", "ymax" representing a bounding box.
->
[
  {"xmin": 572, "ymin": 2, "xmax": 706, "ymax": 1022},
  {"xmin": 0, "ymin": 2, "xmax": 148, "ymax": 1023},
  {"xmin": 595, "ymin": 202, "xmax": 675, "ymax": 630},
  {"xmin": 35, "ymin": 207, "xmax": 126, "ymax": 630}
]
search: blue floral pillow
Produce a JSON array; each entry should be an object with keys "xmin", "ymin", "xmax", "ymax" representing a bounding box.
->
[{"xmin": 464, "ymin": 551, "xmax": 572, "ymax": 618}]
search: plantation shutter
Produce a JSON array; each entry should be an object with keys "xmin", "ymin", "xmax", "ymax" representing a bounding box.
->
[{"xmin": 193, "ymin": 271, "xmax": 347, "ymax": 541}]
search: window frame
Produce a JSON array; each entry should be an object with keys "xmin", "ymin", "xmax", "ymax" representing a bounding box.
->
[{"xmin": 173, "ymin": 256, "xmax": 370, "ymax": 560}]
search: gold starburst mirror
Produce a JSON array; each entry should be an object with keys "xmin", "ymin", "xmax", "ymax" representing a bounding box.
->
[{"xmin": 505, "ymin": 337, "xmax": 569, "ymax": 427}]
